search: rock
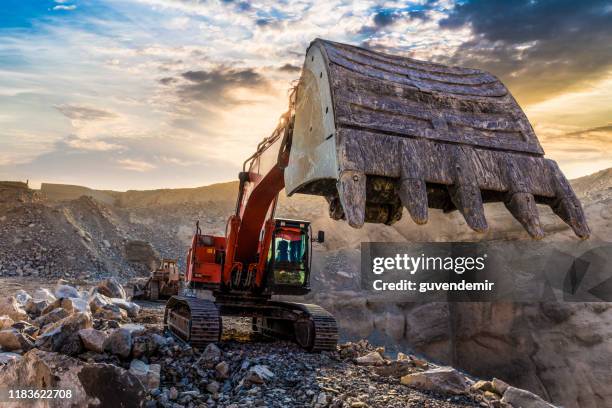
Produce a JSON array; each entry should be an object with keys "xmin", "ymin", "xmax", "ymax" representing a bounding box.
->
[
  {"xmin": 0, "ymin": 315, "xmax": 14, "ymax": 330},
  {"xmin": 374, "ymin": 360, "xmax": 414, "ymax": 377},
  {"xmin": 206, "ymin": 380, "xmax": 220, "ymax": 394},
  {"xmin": 79, "ymin": 328, "xmax": 108, "ymax": 353},
  {"xmin": 94, "ymin": 303, "xmax": 125, "ymax": 321},
  {"xmin": 11, "ymin": 320, "xmax": 38, "ymax": 337},
  {"xmin": 62, "ymin": 297, "xmax": 91, "ymax": 314},
  {"xmin": 245, "ymin": 365, "xmax": 274, "ymax": 384},
  {"xmin": 0, "ymin": 352, "xmax": 22, "ymax": 364},
  {"xmin": 55, "ymin": 284, "xmax": 80, "ymax": 299},
  {"xmin": 33, "ymin": 288, "xmax": 56, "ymax": 303},
  {"xmin": 34, "ymin": 307, "xmax": 70, "ymax": 328},
  {"xmin": 121, "ymin": 323, "xmax": 145, "ymax": 335},
  {"xmin": 129, "ymin": 359, "xmax": 160, "ymax": 390},
  {"xmin": 25, "ymin": 298, "xmax": 49, "ymax": 316},
  {"xmin": 36, "ymin": 312, "xmax": 92, "ymax": 356},
  {"xmin": 15, "ymin": 289, "xmax": 32, "ymax": 305},
  {"xmin": 89, "ymin": 292, "xmax": 111, "ymax": 312},
  {"xmin": 0, "ymin": 297, "xmax": 28, "ymax": 321},
  {"xmin": 0, "ymin": 349, "xmax": 146, "ymax": 407},
  {"xmin": 400, "ymin": 367, "xmax": 468, "ymax": 395},
  {"xmin": 105, "ymin": 328, "xmax": 132, "ymax": 358},
  {"xmin": 501, "ymin": 387, "xmax": 556, "ymax": 408},
  {"xmin": 315, "ymin": 391, "xmax": 329, "ymax": 406},
  {"xmin": 492, "ymin": 378, "xmax": 510, "ymax": 395},
  {"xmin": 97, "ymin": 277, "xmax": 127, "ymax": 299},
  {"xmin": 355, "ymin": 351, "xmax": 384, "ymax": 366},
  {"xmin": 215, "ymin": 361, "xmax": 230, "ymax": 379},
  {"xmin": 201, "ymin": 343, "xmax": 222, "ymax": 367},
  {"xmin": 472, "ymin": 380, "xmax": 496, "ymax": 393},
  {"xmin": 151, "ymin": 333, "xmax": 168, "ymax": 348},
  {"xmin": 110, "ymin": 299, "xmax": 140, "ymax": 317},
  {"xmin": 169, "ymin": 386, "xmax": 179, "ymax": 400},
  {"xmin": 0, "ymin": 328, "xmax": 34, "ymax": 351}
]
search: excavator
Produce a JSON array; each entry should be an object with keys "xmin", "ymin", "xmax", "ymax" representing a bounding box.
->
[{"xmin": 164, "ymin": 39, "xmax": 589, "ymax": 351}]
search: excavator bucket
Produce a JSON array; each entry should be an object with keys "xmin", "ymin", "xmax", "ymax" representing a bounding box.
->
[{"xmin": 284, "ymin": 39, "xmax": 589, "ymax": 239}]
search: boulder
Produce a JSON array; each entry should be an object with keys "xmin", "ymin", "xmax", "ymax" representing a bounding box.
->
[
  {"xmin": 0, "ymin": 352, "xmax": 22, "ymax": 364},
  {"xmin": 400, "ymin": 367, "xmax": 468, "ymax": 395},
  {"xmin": 492, "ymin": 377, "xmax": 510, "ymax": 395},
  {"xmin": 61, "ymin": 297, "xmax": 90, "ymax": 314},
  {"xmin": 94, "ymin": 304, "xmax": 125, "ymax": 321},
  {"xmin": 0, "ymin": 315, "xmax": 14, "ymax": 330},
  {"xmin": 0, "ymin": 297, "xmax": 28, "ymax": 321},
  {"xmin": 355, "ymin": 351, "xmax": 385, "ymax": 366},
  {"xmin": 79, "ymin": 328, "xmax": 108, "ymax": 353},
  {"xmin": 110, "ymin": 298, "xmax": 140, "ymax": 318},
  {"xmin": 36, "ymin": 312, "xmax": 92, "ymax": 356},
  {"xmin": 55, "ymin": 284, "xmax": 80, "ymax": 299},
  {"xmin": 11, "ymin": 320, "xmax": 38, "ymax": 337},
  {"xmin": 0, "ymin": 349, "xmax": 146, "ymax": 407},
  {"xmin": 89, "ymin": 292, "xmax": 112, "ymax": 312},
  {"xmin": 33, "ymin": 288, "xmax": 56, "ymax": 303},
  {"xmin": 0, "ymin": 328, "xmax": 34, "ymax": 351},
  {"xmin": 34, "ymin": 307, "xmax": 70, "ymax": 328},
  {"xmin": 501, "ymin": 386, "xmax": 556, "ymax": 408},
  {"xmin": 15, "ymin": 289, "xmax": 32, "ymax": 305},
  {"xmin": 105, "ymin": 328, "xmax": 132, "ymax": 358},
  {"xmin": 129, "ymin": 359, "xmax": 160, "ymax": 390},
  {"xmin": 25, "ymin": 298, "xmax": 49, "ymax": 316},
  {"xmin": 97, "ymin": 277, "xmax": 127, "ymax": 300}
]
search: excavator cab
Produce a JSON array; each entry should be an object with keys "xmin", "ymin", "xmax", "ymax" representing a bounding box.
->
[{"xmin": 267, "ymin": 219, "xmax": 312, "ymax": 295}]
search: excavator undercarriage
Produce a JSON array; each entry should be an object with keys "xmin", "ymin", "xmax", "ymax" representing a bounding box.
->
[
  {"xmin": 164, "ymin": 296, "xmax": 338, "ymax": 351},
  {"xmin": 164, "ymin": 38, "xmax": 589, "ymax": 352}
]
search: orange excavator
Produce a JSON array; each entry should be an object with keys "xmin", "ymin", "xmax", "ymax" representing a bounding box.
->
[{"xmin": 164, "ymin": 39, "xmax": 589, "ymax": 351}]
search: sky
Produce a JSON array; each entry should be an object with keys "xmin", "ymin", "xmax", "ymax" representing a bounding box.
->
[{"xmin": 0, "ymin": 0, "xmax": 611, "ymax": 191}]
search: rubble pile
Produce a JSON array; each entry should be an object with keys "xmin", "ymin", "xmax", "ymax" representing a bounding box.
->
[{"xmin": 0, "ymin": 281, "xmax": 556, "ymax": 408}]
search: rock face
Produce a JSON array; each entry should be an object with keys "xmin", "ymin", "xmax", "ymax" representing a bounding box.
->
[
  {"xmin": 401, "ymin": 367, "xmax": 469, "ymax": 395},
  {"xmin": 0, "ymin": 349, "xmax": 146, "ymax": 408}
]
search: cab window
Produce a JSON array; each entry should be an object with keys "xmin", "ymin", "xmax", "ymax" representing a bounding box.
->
[{"xmin": 270, "ymin": 227, "xmax": 307, "ymax": 285}]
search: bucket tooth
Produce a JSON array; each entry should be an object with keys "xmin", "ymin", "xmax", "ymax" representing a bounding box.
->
[
  {"xmin": 552, "ymin": 197, "xmax": 590, "ymax": 239},
  {"xmin": 398, "ymin": 178, "xmax": 428, "ymax": 224},
  {"xmin": 337, "ymin": 170, "xmax": 366, "ymax": 228},
  {"xmin": 505, "ymin": 192, "xmax": 545, "ymax": 239},
  {"xmin": 547, "ymin": 160, "xmax": 590, "ymax": 239},
  {"xmin": 448, "ymin": 184, "xmax": 488, "ymax": 233}
]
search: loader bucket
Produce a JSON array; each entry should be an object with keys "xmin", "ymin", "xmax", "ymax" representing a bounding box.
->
[{"xmin": 284, "ymin": 39, "xmax": 589, "ymax": 239}]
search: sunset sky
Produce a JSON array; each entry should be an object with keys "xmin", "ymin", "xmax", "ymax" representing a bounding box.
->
[{"xmin": 1, "ymin": 0, "xmax": 611, "ymax": 190}]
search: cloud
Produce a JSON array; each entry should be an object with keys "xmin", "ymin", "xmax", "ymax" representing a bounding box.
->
[
  {"xmin": 55, "ymin": 105, "xmax": 117, "ymax": 121},
  {"xmin": 171, "ymin": 67, "xmax": 270, "ymax": 106},
  {"xmin": 438, "ymin": 0, "xmax": 612, "ymax": 105},
  {"xmin": 278, "ymin": 63, "xmax": 301, "ymax": 73},
  {"xmin": 53, "ymin": 5, "xmax": 77, "ymax": 11},
  {"xmin": 116, "ymin": 158, "xmax": 156, "ymax": 172},
  {"xmin": 65, "ymin": 137, "xmax": 123, "ymax": 152}
]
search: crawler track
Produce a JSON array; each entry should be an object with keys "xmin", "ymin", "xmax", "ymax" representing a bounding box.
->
[
  {"xmin": 164, "ymin": 296, "xmax": 221, "ymax": 348},
  {"xmin": 165, "ymin": 297, "xmax": 338, "ymax": 352}
]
